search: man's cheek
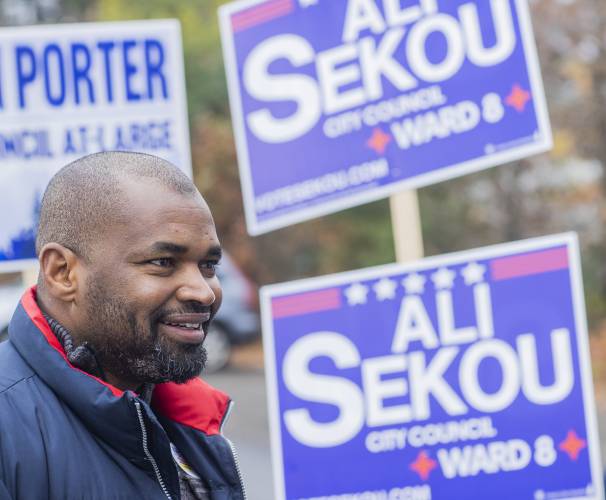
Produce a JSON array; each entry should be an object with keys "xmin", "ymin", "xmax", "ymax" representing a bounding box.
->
[{"xmin": 148, "ymin": 319, "xmax": 161, "ymax": 341}]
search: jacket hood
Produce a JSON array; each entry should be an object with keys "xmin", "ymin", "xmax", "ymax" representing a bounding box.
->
[{"xmin": 9, "ymin": 287, "xmax": 232, "ymax": 456}]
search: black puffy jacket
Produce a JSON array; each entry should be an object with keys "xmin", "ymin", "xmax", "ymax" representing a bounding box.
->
[{"xmin": 0, "ymin": 288, "xmax": 246, "ymax": 500}]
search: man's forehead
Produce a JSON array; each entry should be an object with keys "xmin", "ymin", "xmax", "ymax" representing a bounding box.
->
[
  {"xmin": 116, "ymin": 176, "xmax": 209, "ymax": 217},
  {"xmin": 118, "ymin": 174, "xmax": 200, "ymax": 200},
  {"xmin": 103, "ymin": 177, "xmax": 218, "ymax": 247}
]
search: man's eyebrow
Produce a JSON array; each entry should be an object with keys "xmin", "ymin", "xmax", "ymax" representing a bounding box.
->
[
  {"xmin": 148, "ymin": 242, "xmax": 188, "ymax": 255},
  {"xmin": 131, "ymin": 242, "xmax": 222, "ymax": 260}
]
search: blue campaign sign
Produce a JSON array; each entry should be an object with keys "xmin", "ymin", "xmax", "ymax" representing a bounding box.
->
[
  {"xmin": 219, "ymin": 0, "xmax": 552, "ymax": 235},
  {"xmin": 261, "ymin": 234, "xmax": 603, "ymax": 500},
  {"xmin": 0, "ymin": 20, "xmax": 191, "ymax": 272}
]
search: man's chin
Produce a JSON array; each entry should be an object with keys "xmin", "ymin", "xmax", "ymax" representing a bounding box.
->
[
  {"xmin": 154, "ymin": 344, "xmax": 208, "ymax": 383},
  {"xmin": 108, "ymin": 345, "xmax": 208, "ymax": 385}
]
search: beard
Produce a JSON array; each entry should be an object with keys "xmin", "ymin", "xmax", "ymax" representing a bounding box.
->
[{"xmin": 81, "ymin": 275, "xmax": 208, "ymax": 385}]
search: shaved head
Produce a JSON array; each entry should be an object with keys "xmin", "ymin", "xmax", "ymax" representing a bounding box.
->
[
  {"xmin": 36, "ymin": 151, "xmax": 197, "ymax": 260},
  {"xmin": 35, "ymin": 151, "xmax": 222, "ymax": 388}
]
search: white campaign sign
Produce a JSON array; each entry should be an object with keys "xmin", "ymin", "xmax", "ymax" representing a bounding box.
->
[{"xmin": 0, "ymin": 20, "xmax": 191, "ymax": 271}]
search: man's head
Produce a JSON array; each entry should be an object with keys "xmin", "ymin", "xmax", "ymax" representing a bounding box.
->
[{"xmin": 36, "ymin": 151, "xmax": 222, "ymax": 389}]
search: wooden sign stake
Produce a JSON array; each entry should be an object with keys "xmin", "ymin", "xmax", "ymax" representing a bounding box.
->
[{"xmin": 389, "ymin": 190, "xmax": 424, "ymax": 263}]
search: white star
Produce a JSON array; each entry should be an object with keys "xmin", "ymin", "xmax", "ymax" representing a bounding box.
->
[
  {"xmin": 461, "ymin": 262, "xmax": 486, "ymax": 285},
  {"xmin": 344, "ymin": 283, "xmax": 369, "ymax": 305},
  {"xmin": 431, "ymin": 267, "xmax": 456, "ymax": 290},
  {"xmin": 402, "ymin": 273, "xmax": 426, "ymax": 294},
  {"xmin": 299, "ymin": 0, "xmax": 318, "ymax": 6},
  {"xmin": 373, "ymin": 278, "xmax": 398, "ymax": 301}
]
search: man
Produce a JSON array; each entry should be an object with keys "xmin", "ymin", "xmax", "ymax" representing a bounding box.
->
[{"xmin": 0, "ymin": 152, "xmax": 246, "ymax": 499}]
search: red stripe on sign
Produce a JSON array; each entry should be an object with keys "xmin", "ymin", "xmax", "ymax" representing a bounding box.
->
[
  {"xmin": 272, "ymin": 289, "xmax": 341, "ymax": 319},
  {"xmin": 232, "ymin": 0, "xmax": 294, "ymax": 32},
  {"xmin": 490, "ymin": 247, "xmax": 569, "ymax": 281},
  {"xmin": 232, "ymin": 2, "xmax": 293, "ymax": 32}
]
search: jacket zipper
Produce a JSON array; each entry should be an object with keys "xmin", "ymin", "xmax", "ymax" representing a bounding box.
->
[
  {"xmin": 222, "ymin": 401, "xmax": 247, "ymax": 500},
  {"xmin": 225, "ymin": 437, "xmax": 247, "ymax": 500},
  {"xmin": 134, "ymin": 400, "xmax": 173, "ymax": 500}
]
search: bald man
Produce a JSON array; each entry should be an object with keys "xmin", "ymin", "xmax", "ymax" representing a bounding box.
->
[{"xmin": 0, "ymin": 152, "xmax": 246, "ymax": 500}]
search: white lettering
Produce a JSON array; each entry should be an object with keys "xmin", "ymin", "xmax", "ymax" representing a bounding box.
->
[
  {"xmin": 518, "ymin": 328, "xmax": 574, "ymax": 405},
  {"xmin": 255, "ymin": 159, "xmax": 389, "ymax": 213},
  {"xmin": 383, "ymin": 0, "xmax": 424, "ymax": 26},
  {"xmin": 317, "ymin": 44, "xmax": 365, "ymax": 114},
  {"xmin": 283, "ymin": 332, "xmax": 365, "ymax": 447},
  {"xmin": 244, "ymin": 35, "xmax": 320, "ymax": 143},
  {"xmin": 243, "ymin": 4, "xmax": 518, "ymax": 143},
  {"xmin": 437, "ymin": 290, "xmax": 478, "ymax": 345},
  {"xmin": 459, "ymin": 340, "xmax": 519, "ymax": 412},
  {"xmin": 460, "ymin": 0, "xmax": 516, "ymax": 67},
  {"xmin": 365, "ymin": 427, "xmax": 407, "ymax": 453},
  {"xmin": 342, "ymin": 0, "xmax": 386, "ymax": 43},
  {"xmin": 475, "ymin": 283, "xmax": 495, "ymax": 339},
  {"xmin": 391, "ymin": 295, "xmax": 439, "ymax": 353},
  {"xmin": 390, "ymin": 100, "xmax": 480, "ymax": 149},
  {"xmin": 363, "ymin": 355, "xmax": 411, "ymax": 426},
  {"xmin": 359, "ymin": 29, "xmax": 418, "ymax": 101},
  {"xmin": 438, "ymin": 439, "xmax": 531, "ymax": 478},
  {"xmin": 406, "ymin": 14, "xmax": 465, "ymax": 82},
  {"xmin": 409, "ymin": 349, "xmax": 468, "ymax": 420}
]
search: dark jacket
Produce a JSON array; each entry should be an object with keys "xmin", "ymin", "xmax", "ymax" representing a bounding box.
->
[{"xmin": 0, "ymin": 288, "xmax": 246, "ymax": 500}]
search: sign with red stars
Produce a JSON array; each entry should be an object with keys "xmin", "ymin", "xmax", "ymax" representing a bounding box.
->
[
  {"xmin": 220, "ymin": 0, "xmax": 552, "ymax": 235},
  {"xmin": 261, "ymin": 234, "xmax": 603, "ymax": 499}
]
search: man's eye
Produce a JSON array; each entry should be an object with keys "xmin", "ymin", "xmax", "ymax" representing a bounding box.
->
[
  {"xmin": 200, "ymin": 261, "xmax": 220, "ymax": 275},
  {"xmin": 149, "ymin": 258, "xmax": 174, "ymax": 268}
]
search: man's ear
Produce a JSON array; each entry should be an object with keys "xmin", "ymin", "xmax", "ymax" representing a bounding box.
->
[{"xmin": 38, "ymin": 243, "xmax": 82, "ymax": 302}]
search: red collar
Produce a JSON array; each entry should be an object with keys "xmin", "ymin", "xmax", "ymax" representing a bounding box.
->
[
  {"xmin": 22, "ymin": 286, "xmax": 124, "ymax": 397},
  {"xmin": 21, "ymin": 286, "xmax": 230, "ymax": 435}
]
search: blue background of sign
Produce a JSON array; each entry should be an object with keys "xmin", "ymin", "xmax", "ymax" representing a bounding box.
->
[
  {"xmin": 264, "ymin": 237, "xmax": 599, "ymax": 499},
  {"xmin": 223, "ymin": 0, "xmax": 551, "ymax": 233}
]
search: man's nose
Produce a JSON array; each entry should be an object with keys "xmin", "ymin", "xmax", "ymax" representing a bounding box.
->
[{"xmin": 176, "ymin": 268, "xmax": 216, "ymax": 305}]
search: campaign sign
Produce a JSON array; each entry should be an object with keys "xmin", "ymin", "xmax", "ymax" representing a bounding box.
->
[
  {"xmin": 0, "ymin": 20, "xmax": 191, "ymax": 272},
  {"xmin": 261, "ymin": 234, "xmax": 603, "ymax": 500},
  {"xmin": 219, "ymin": 0, "xmax": 552, "ymax": 235}
]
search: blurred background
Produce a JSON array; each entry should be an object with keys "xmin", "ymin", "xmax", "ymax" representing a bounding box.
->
[{"xmin": 1, "ymin": 0, "xmax": 606, "ymax": 498}]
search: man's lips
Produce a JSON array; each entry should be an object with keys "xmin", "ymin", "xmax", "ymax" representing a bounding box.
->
[
  {"xmin": 160, "ymin": 312, "xmax": 211, "ymax": 328},
  {"xmin": 158, "ymin": 312, "xmax": 212, "ymax": 343}
]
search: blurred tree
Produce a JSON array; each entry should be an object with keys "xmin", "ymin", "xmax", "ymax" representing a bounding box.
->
[
  {"xmin": 96, "ymin": 0, "xmax": 230, "ymax": 117},
  {"xmin": 418, "ymin": 0, "xmax": 606, "ymax": 324},
  {"xmin": 192, "ymin": 114, "xmax": 395, "ymax": 284},
  {"xmin": 93, "ymin": 0, "xmax": 396, "ymax": 285},
  {"xmin": 0, "ymin": 0, "xmax": 97, "ymax": 24}
]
